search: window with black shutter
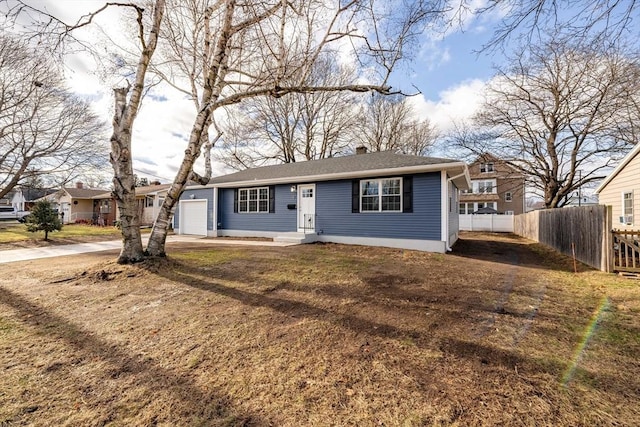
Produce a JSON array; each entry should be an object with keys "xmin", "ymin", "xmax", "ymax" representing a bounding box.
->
[{"xmin": 353, "ymin": 177, "xmax": 411, "ymax": 213}]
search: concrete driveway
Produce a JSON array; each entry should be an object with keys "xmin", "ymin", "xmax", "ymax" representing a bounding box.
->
[{"xmin": 0, "ymin": 235, "xmax": 296, "ymax": 264}]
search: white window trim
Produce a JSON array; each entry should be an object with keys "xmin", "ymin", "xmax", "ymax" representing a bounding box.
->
[
  {"xmin": 475, "ymin": 202, "xmax": 496, "ymax": 211},
  {"xmin": 471, "ymin": 179, "xmax": 497, "ymax": 194},
  {"xmin": 621, "ymin": 191, "xmax": 634, "ymax": 224},
  {"xmin": 459, "ymin": 202, "xmax": 474, "ymax": 214},
  {"xmin": 238, "ymin": 186, "xmax": 270, "ymax": 213},
  {"xmin": 505, "ymin": 191, "xmax": 513, "ymax": 202},
  {"xmin": 480, "ymin": 162, "xmax": 494, "ymax": 173},
  {"xmin": 360, "ymin": 177, "xmax": 402, "ymax": 213}
]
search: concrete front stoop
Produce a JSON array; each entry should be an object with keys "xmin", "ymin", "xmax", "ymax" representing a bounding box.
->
[{"xmin": 273, "ymin": 232, "xmax": 318, "ymax": 244}]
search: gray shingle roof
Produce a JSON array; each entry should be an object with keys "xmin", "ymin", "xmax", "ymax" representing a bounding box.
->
[{"xmin": 209, "ymin": 151, "xmax": 462, "ymax": 185}]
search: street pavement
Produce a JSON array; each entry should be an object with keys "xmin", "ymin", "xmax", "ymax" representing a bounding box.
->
[{"xmin": 0, "ymin": 235, "xmax": 296, "ymax": 264}]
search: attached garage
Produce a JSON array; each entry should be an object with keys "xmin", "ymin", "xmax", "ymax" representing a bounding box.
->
[{"xmin": 179, "ymin": 199, "xmax": 208, "ymax": 236}]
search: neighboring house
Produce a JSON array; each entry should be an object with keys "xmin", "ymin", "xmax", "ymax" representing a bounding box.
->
[
  {"xmin": 93, "ymin": 182, "xmax": 171, "ymax": 227},
  {"xmin": 0, "ymin": 189, "xmax": 14, "ymax": 207},
  {"xmin": 10, "ymin": 186, "xmax": 58, "ymax": 211},
  {"xmin": 595, "ymin": 144, "xmax": 640, "ymax": 230},
  {"xmin": 174, "ymin": 150, "xmax": 470, "ymax": 253},
  {"xmin": 563, "ymin": 193, "xmax": 599, "ymax": 208},
  {"xmin": 43, "ymin": 182, "xmax": 110, "ymax": 224},
  {"xmin": 459, "ymin": 153, "xmax": 526, "ymax": 215}
]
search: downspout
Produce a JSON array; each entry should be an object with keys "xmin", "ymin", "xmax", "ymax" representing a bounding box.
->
[{"xmin": 444, "ymin": 171, "xmax": 468, "ymax": 251}]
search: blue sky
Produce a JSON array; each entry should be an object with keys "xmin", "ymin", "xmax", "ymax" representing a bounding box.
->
[{"xmin": 401, "ymin": 27, "xmax": 498, "ymax": 99}]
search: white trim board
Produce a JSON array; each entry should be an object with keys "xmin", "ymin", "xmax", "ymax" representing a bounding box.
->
[{"xmin": 315, "ymin": 235, "xmax": 448, "ymax": 253}]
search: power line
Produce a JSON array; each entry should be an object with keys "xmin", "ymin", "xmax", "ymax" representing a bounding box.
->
[{"xmin": 132, "ymin": 168, "xmax": 172, "ymax": 183}]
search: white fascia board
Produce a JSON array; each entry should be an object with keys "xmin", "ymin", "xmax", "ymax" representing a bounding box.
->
[
  {"xmin": 194, "ymin": 162, "xmax": 468, "ymax": 189},
  {"xmin": 595, "ymin": 144, "xmax": 640, "ymax": 194}
]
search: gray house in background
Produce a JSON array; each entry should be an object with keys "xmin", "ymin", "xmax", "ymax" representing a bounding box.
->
[{"xmin": 175, "ymin": 151, "xmax": 470, "ymax": 253}]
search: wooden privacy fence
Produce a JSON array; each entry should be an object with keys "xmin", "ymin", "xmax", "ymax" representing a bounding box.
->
[
  {"xmin": 613, "ymin": 230, "xmax": 640, "ymax": 273},
  {"xmin": 514, "ymin": 206, "xmax": 613, "ymax": 272}
]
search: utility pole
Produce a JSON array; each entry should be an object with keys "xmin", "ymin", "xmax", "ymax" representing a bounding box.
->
[{"xmin": 578, "ymin": 170, "xmax": 582, "ymax": 207}]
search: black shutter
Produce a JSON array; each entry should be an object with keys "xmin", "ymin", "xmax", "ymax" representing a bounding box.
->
[
  {"xmin": 403, "ymin": 176, "xmax": 413, "ymax": 213},
  {"xmin": 269, "ymin": 185, "xmax": 275, "ymax": 213},
  {"xmin": 352, "ymin": 180, "xmax": 360, "ymax": 213},
  {"xmin": 233, "ymin": 189, "xmax": 238, "ymax": 213}
]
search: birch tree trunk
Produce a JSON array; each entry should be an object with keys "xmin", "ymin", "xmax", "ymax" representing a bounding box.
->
[
  {"xmin": 110, "ymin": 87, "xmax": 145, "ymax": 263},
  {"xmin": 110, "ymin": 0, "xmax": 165, "ymax": 263},
  {"xmin": 145, "ymin": 0, "xmax": 236, "ymax": 257}
]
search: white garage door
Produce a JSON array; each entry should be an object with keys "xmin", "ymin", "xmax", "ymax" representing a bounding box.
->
[{"xmin": 179, "ymin": 199, "xmax": 208, "ymax": 236}]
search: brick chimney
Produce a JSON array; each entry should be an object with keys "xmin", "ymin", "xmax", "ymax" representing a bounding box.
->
[
  {"xmin": 75, "ymin": 182, "xmax": 84, "ymax": 189},
  {"xmin": 355, "ymin": 146, "xmax": 368, "ymax": 155}
]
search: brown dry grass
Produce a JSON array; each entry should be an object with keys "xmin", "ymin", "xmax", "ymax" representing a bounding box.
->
[{"xmin": 0, "ymin": 233, "xmax": 638, "ymax": 426}]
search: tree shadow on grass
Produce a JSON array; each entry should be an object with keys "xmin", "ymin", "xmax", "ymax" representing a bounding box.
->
[
  {"xmin": 157, "ymin": 260, "xmax": 565, "ymax": 376},
  {"xmin": 452, "ymin": 233, "xmax": 593, "ymax": 273},
  {"xmin": 0, "ymin": 286, "xmax": 266, "ymax": 426},
  {"xmin": 162, "ymin": 257, "xmax": 640, "ymax": 402}
]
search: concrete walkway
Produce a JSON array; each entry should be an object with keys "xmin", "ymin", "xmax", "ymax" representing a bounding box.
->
[{"xmin": 0, "ymin": 235, "xmax": 297, "ymax": 264}]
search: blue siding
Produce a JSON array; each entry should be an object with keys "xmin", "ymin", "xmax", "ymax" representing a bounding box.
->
[
  {"xmin": 316, "ymin": 173, "xmax": 441, "ymax": 240},
  {"xmin": 219, "ymin": 185, "xmax": 297, "ymax": 232},
  {"xmin": 176, "ymin": 188, "xmax": 215, "ymax": 230},
  {"xmin": 217, "ymin": 173, "xmax": 442, "ymax": 240},
  {"xmin": 179, "ymin": 173, "xmax": 444, "ymax": 240}
]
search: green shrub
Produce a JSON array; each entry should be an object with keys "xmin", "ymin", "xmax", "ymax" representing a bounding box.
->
[{"xmin": 25, "ymin": 200, "xmax": 62, "ymax": 240}]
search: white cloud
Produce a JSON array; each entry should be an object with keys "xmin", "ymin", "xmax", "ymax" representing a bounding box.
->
[{"xmin": 408, "ymin": 78, "xmax": 487, "ymax": 133}]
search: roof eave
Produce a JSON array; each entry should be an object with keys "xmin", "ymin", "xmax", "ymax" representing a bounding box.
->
[
  {"xmin": 594, "ymin": 144, "xmax": 640, "ymax": 194},
  {"xmin": 200, "ymin": 162, "xmax": 469, "ymax": 188}
]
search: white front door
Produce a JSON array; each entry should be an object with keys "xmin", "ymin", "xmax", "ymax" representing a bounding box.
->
[
  {"xmin": 61, "ymin": 203, "xmax": 71, "ymax": 224},
  {"xmin": 298, "ymin": 184, "xmax": 315, "ymax": 232}
]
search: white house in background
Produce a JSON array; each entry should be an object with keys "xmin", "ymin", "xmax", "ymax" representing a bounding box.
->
[
  {"xmin": 595, "ymin": 144, "xmax": 640, "ymax": 230},
  {"xmin": 10, "ymin": 187, "xmax": 58, "ymax": 211}
]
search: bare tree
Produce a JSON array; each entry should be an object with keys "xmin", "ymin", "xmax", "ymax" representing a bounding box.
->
[
  {"xmin": 215, "ymin": 56, "xmax": 359, "ymax": 169},
  {"xmin": 0, "ymin": 34, "xmax": 107, "ymax": 200},
  {"xmin": 354, "ymin": 93, "xmax": 438, "ymax": 156},
  {"xmin": 456, "ymin": 39, "xmax": 640, "ymax": 208},
  {"xmin": 476, "ymin": 0, "xmax": 640, "ymax": 49}
]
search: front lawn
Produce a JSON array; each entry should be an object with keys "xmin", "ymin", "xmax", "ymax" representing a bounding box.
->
[
  {"xmin": 0, "ymin": 233, "xmax": 638, "ymax": 426},
  {"xmin": 0, "ymin": 223, "xmax": 148, "ymax": 248}
]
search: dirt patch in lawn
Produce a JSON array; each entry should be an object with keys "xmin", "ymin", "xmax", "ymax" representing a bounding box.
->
[{"xmin": 0, "ymin": 233, "xmax": 638, "ymax": 426}]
